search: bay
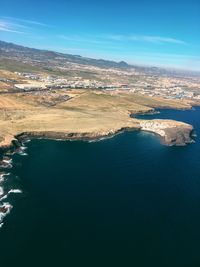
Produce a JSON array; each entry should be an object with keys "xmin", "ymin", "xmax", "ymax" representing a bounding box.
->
[{"xmin": 0, "ymin": 107, "xmax": 200, "ymax": 267}]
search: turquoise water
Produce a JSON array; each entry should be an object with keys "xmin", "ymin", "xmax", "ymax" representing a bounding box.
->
[{"xmin": 0, "ymin": 108, "xmax": 200, "ymax": 267}]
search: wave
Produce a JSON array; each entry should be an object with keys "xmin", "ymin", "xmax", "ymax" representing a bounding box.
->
[
  {"xmin": 0, "ymin": 175, "xmax": 5, "ymax": 183},
  {"xmin": 0, "ymin": 194, "xmax": 8, "ymax": 201},
  {"xmin": 0, "ymin": 188, "xmax": 23, "ymax": 202},
  {"xmin": 18, "ymin": 152, "xmax": 28, "ymax": 156},
  {"xmin": 8, "ymin": 189, "xmax": 22, "ymax": 194},
  {"xmin": 0, "ymin": 149, "xmax": 25, "ymax": 229},
  {"xmin": 0, "ymin": 157, "xmax": 22, "ymax": 229},
  {"xmin": 0, "ymin": 202, "xmax": 13, "ymax": 225},
  {"xmin": 0, "ymin": 187, "xmax": 22, "ymax": 228},
  {"xmin": 0, "ymin": 159, "xmax": 12, "ymax": 169},
  {"xmin": 0, "ymin": 172, "xmax": 10, "ymax": 181},
  {"xmin": 2, "ymin": 158, "xmax": 12, "ymax": 165},
  {"xmin": 23, "ymin": 139, "xmax": 31, "ymax": 143},
  {"xmin": 0, "ymin": 186, "xmax": 4, "ymax": 196},
  {"xmin": 15, "ymin": 145, "xmax": 28, "ymax": 156}
]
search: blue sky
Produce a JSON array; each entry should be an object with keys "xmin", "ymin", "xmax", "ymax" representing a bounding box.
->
[{"xmin": 0, "ymin": 0, "xmax": 200, "ymax": 70}]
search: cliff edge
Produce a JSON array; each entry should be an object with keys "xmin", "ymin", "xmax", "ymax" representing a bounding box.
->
[{"xmin": 139, "ymin": 119, "xmax": 194, "ymax": 145}]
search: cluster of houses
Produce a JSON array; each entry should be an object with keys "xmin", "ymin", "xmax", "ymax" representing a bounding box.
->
[
  {"xmin": 13, "ymin": 71, "xmax": 200, "ymax": 101},
  {"xmin": 14, "ymin": 72, "xmax": 127, "ymax": 91}
]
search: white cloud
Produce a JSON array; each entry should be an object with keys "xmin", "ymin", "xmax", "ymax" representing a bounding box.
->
[
  {"xmin": 0, "ymin": 20, "xmax": 24, "ymax": 33},
  {"xmin": 59, "ymin": 34, "xmax": 118, "ymax": 47},
  {"xmin": 59, "ymin": 33, "xmax": 187, "ymax": 46},
  {"xmin": 106, "ymin": 34, "xmax": 186, "ymax": 45},
  {"xmin": 2, "ymin": 16, "xmax": 48, "ymax": 27},
  {"xmin": 0, "ymin": 17, "xmax": 50, "ymax": 34}
]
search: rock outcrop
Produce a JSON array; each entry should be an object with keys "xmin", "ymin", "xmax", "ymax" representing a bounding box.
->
[
  {"xmin": 0, "ymin": 119, "xmax": 194, "ymax": 151},
  {"xmin": 139, "ymin": 119, "xmax": 194, "ymax": 145}
]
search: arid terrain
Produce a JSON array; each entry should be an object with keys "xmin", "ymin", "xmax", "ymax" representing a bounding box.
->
[
  {"xmin": 0, "ymin": 74, "xmax": 194, "ymax": 148},
  {"xmin": 0, "ymin": 41, "xmax": 199, "ymax": 148}
]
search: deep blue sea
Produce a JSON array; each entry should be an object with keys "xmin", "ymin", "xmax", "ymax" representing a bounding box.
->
[{"xmin": 0, "ymin": 107, "xmax": 200, "ymax": 267}]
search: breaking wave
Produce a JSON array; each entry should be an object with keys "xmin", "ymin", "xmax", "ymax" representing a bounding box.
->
[{"xmin": 0, "ymin": 144, "xmax": 28, "ymax": 229}]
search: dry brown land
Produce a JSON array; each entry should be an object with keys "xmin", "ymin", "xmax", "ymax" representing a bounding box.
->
[{"xmin": 0, "ymin": 82, "xmax": 193, "ymax": 148}]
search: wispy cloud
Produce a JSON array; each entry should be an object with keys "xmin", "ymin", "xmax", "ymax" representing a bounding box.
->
[
  {"xmin": 106, "ymin": 34, "xmax": 187, "ymax": 45},
  {"xmin": 59, "ymin": 34, "xmax": 121, "ymax": 49},
  {"xmin": 2, "ymin": 16, "xmax": 49, "ymax": 27},
  {"xmin": 58, "ymin": 35, "xmax": 111, "ymax": 45},
  {"xmin": 0, "ymin": 20, "xmax": 25, "ymax": 33},
  {"xmin": 59, "ymin": 33, "xmax": 187, "ymax": 47},
  {"xmin": 0, "ymin": 16, "xmax": 50, "ymax": 34},
  {"xmin": 59, "ymin": 35, "xmax": 106, "ymax": 45}
]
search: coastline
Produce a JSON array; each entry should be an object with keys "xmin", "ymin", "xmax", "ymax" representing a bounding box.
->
[
  {"xmin": 0, "ymin": 126, "xmax": 140, "ymax": 155},
  {"xmin": 0, "ymin": 113, "xmax": 194, "ymax": 155},
  {"xmin": 0, "ymin": 92, "xmax": 197, "ymax": 154},
  {"xmin": 0, "ymin": 106, "xmax": 196, "ymax": 227}
]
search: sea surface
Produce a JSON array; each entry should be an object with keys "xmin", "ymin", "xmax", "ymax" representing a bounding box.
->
[{"xmin": 0, "ymin": 107, "xmax": 200, "ymax": 267}]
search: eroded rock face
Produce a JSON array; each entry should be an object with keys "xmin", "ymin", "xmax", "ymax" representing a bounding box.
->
[
  {"xmin": 0, "ymin": 206, "xmax": 8, "ymax": 214},
  {"xmin": 139, "ymin": 119, "xmax": 194, "ymax": 146},
  {"xmin": 0, "ymin": 119, "xmax": 194, "ymax": 150}
]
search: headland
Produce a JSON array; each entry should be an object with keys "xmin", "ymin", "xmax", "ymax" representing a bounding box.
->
[{"xmin": 0, "ymin": 88, "xmax": 195, "ymax": 152}]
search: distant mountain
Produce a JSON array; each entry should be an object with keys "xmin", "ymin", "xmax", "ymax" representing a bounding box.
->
[
  {"xmin": 0, "ymin": 40, "xmax": 130, "ymax": 69},
  {"xmin": 0, "ymin": 40, "xmax": 199, "ymax": 77}
]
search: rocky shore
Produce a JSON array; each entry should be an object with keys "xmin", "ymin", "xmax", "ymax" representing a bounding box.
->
[
  {"xmin": 139, "ymin": 119, "xmax": 194, "ymax": 145},
  {"xmin": 0, "ymin": 109, "xmax": 195, "ymax": 226},
  {"xmin": 0, "ymin": 89, "xmax": 196, "ymax": 151},
  {"xmin": 0, "ymin": 118, "xmax": 194, "ymax": 153}
]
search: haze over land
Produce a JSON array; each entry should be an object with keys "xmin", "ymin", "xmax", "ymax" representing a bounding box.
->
[
  {"xmin": 1, "ymin": 0, "xmax": 200, "ymax": 70},
  {"xmin": 0, "ymin": 40, "xmax": 198, "ymax": 148},
  {"xmin": 0, "ymin": 0, "xmax": 199, "ymax": 148},
  {"xmin": 1, "ymin": 1, "xmax": 200, "ymax": 266}
]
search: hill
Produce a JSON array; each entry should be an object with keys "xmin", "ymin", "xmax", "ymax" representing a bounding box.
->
[{"xmin": 0, "ymin": 40, "xmax": 130, "ymax": 69}]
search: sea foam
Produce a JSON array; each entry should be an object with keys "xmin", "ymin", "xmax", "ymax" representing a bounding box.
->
[
  {"xmin": 0, "ymin": 186, "xmax": 4, "ymax": 196},
  {"xmin": 0, "ymin": 202, "xmax": 13, "ymax": 224},
  {"xmin": 0, "ymin": 173, "xmax": 10, "ymax": 182},
  {"xmin": 8, "ymin": 189, "xmax": 22, "ymax": 194}
]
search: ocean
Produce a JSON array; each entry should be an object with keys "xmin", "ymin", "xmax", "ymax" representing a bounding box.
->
[{"xmin": 0, "ymin": 107, "xmax": 200, "ymax": 267}]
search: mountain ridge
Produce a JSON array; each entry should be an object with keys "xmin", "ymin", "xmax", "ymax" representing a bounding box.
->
[
  {"xmin": 0, "ymin": 40, "xmax": 130, "ymax": 69},
  {"xmin": 0, "ymin": 40, "xmax": 200, "ymax": 77}
]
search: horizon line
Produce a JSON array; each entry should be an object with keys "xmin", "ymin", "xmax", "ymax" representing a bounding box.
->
[{"xmin": 0, "ymin": 38, "xmax": 200, "ymax": 74}]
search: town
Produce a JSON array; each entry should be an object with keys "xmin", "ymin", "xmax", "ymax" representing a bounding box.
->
[
  {"xmin": 4, "ymin": 69, "xmax": 199, "ymax": 102},
  {"xmin": 1, "ymin": 40, "xmax": 200, "ymax": 102}
]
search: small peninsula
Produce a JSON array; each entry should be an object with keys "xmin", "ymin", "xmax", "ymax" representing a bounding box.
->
[
  {"xmin": 0, "ymin": 87, "xmax": 194, "ymax": 150},
  {"xmin": 0, "ymin": 41, "xmax": 199, "ymax": 150}
]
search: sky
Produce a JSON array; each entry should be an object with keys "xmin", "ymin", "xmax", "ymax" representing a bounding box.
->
[{"xmin": 0, "ymin": 0, "xmax": 200, "ymax": 71}]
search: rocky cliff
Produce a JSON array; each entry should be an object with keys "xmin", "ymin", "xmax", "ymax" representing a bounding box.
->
[{"xmin": 139, "ymin": 119, "xmax": 194, "ymax": 145}]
